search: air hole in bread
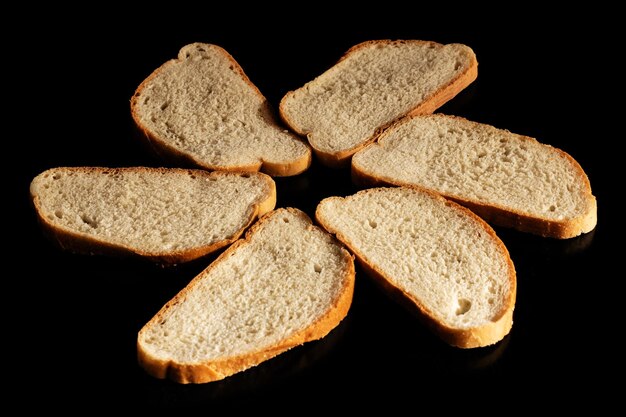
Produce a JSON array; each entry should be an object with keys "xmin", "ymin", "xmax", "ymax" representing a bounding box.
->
[
  {"xmin": 455, "ymin": 298, "xmax": 471, "ymax": 315},
  {"xmin": 54, "ymin": 210, "xmax": 63, "ymax": 219},
  {"xmin": 80, "ymin": 215, "xmax": 98, "ymax": 229},
  {"xmin": 240, "ymin": 173, "xmax": 251, "ymax": 178},
  {"xmin": 283, "ymin": 217, "xmax": 289, "ymax": 223},
  {"xmin": 549, "ymin": 205, "xmax": 556, "ymax": 212},
  {"xmin": 314, "ymin": 264, "xmax": 322, "ymax": 273},
  {"xmin": 52, "ymin": 174, "xmax": 61, "ymax": 180},
  {"xmin": 160, "ymin": 102, "xmax": 169, "ymax": 111},
  {"xmin": 368, "ymin": 219, "xmax": 377, "ymax": 228},
  {"xmin": 454, "ymin": 61, "xmax": 463, "ymax": 70}
]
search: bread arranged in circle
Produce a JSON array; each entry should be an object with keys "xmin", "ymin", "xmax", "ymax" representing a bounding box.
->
[
  {"xmin": 316, "ymin": 187, "xmax": 516, "ymax": 348},
  {"xmin": 30, "ymin": 167, "xmax": 276, "ymax": 264},
  {"xmin": 280, "ymin": 40, "xmax": 477, "ymax": 166},
  {"xmin": 137, "ymin": 208, "xmax": 355, "ymax": 383},
  {"xmin": 30, "ymin": 40, "xmax": 598, "ymax": 385},
  {"xmin": 131, "ymin": 43, "xmax": 312, "ymax": 176},
  {"xmin": 352, "ymin": 114, "xmax": 597, "ymax": 238}
]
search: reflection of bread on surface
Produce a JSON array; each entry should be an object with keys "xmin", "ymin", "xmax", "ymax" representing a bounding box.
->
[
  {"xmin": 138, "ymin": 208, "xmax": 355, "ymax": 383},
  {"xmin": 316, "ymin": 187, "xmax": 516, "ymax": 348},
  {"xmin": 30, "ymin": 167, "xmax": 276, "ymax": 264}
]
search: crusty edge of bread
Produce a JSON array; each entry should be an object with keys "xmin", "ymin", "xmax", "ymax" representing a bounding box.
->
[
  {"xmin": 30, "ymin": 167, "xmax": 277, "ymax": 265},
  {"xmin": 137, "ymin": 208, "xmax": 356, "ymax": 383},
  {"xmin": 315, "ymin": 188, "xmax": 516, "ymax": 348},
  {"xmin": 352, "ymin": 114, "xmax": 597, "ymax": 239},
  {"xmin": 278, "ymin": 40, "xmax": 478, "ymax": 168},
  {"xmin": 130, "ymin": 43, "xmax": 312, "ymax": 177}
]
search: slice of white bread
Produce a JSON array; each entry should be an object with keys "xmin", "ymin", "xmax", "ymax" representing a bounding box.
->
[
  {"xmin": 30, "ymin": 167, "xmax": 276, "ymax": 264},
  {"xmin": 316, "ymin": 187, "xmax": 516, "ymax": 348},
  {"xmin": 137, "ymin": 208, "xmax": 355, "ymax": 383},
  {"xmin": 352, "ymin": 114, "xmax": 597, "ymax": 238},
  {"xmin": 131, "ymin": 43, "xmax": 311, "ymax": 176},
  {"xmin": 279, "ymin": 40, "xmax": 477, "ymax": 166}
]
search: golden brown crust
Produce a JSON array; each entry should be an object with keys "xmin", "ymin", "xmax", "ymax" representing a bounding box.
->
[
  {"xmin": 351, "ymin": 114, "xmax": 597, "ymax": 239},
  {"xmin": 30, "ymin": 167, "xmax": 277, "ymax": 265},
  {"xmin": 279, "ymin": 40, "xmax": 478, "ymax": 168},
  {"xmin": 315, "ymin": 188, "xmax": 516, "ymax": 348},
  {"xmin": 137, "ymin": 208, "xmax": 355, "ymax": 383},
  {"xmin": 130, "ymin": 43, "xmax": 312, "ymax": 177}
]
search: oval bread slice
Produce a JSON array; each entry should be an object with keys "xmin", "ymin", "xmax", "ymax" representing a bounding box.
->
[
  {"xmin": 352, "ymin": 114, "xmax": 597, "ymax": 238},
  {"xmin": 131, "ymin": 43, "xmax": 312, "ymax": 176},
  {"xmin": 279, "ymin": 40, "xmax": 477, "ymax": 166},
  {"xmin": 316, "ymin": 187, "xmax": 516, "ymax": 348},
  {"xmin": 30, "ymin": 167, "xmax": 276, "ymax": 264},
  {"xmin": 137, "ymin": 208, "xmax": 355, "ymax": 383}
]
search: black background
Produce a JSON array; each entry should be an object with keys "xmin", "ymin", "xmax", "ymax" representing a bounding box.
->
[{"xmin": 12, "ymin": 8, "xmax": 619, "ymax": 411}]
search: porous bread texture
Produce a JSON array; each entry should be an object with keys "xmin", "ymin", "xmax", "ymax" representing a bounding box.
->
[
  {"xmin": 137, "ymin": 208, "xmax": 355, "ymax": 383},
  {"xmin": 316, "ymin": 187, "xmax": 516, "ymax": 348},
  {"xmin": 279, "ymin": 40, "xmax": 477, "ymax": 166},
  {"xmin": 30, "ymin": 167, "xmax": 276, "ymax": 264},
  {"xmin": 131, "ymin": 43, "xmax": 311, "ymax": 176},
  {"xmin": 352, "ymin": 114, "xmax": 597, "ymax": 238}
]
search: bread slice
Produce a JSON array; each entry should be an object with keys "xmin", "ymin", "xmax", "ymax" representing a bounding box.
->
[
  {"xmin": 352, "ymin": 114, "xmax": 597, "ymax": 238},
  {"xmin": 131, "ymin": 43, "xmax": 311, "ymax": 176},
  {"xmin": 279, "ymin": 40, "xmax": 477, "ymax": 166},
  {"xmin": 137, "ymin": 208, "xmax": 355, "ymax": 383},
  {"xmin": 30, "ymin": 167, "xmax": 276, "ymax": 264},
  {"xmin": 316, "ymin": 187, "xmax": 516, "ymax": 348}
]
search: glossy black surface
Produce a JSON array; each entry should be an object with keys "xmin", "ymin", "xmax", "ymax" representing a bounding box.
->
[{"xmin": 14, "ymin": 13, "xmax": 616, "ymax": 411}]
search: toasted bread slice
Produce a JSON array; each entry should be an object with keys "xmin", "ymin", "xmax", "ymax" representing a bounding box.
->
[
  {"xmin": 316, "ymin": 187, "xmax": 516, "ymax": 348},
  {"xmin": 137, "ymin": 208, "xmax": 355, "ymax": 383},
  {"xmin": 131, "ymin": 43, "xmax": 311, "ymax": 176},
  {"xmin": 30, "ymin": 167, "xmax": 276, "ymax": 264},
  {"xmin": 352, "ymin": 114, "xmax": 597, "ymax": 238},
  {"xmin": 280, "ymin": 40, "xmax": 477, "ymax": 166}
]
